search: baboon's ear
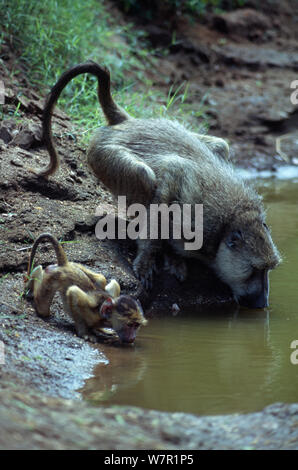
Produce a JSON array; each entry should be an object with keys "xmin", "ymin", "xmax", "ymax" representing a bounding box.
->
[
  {"xmin": 226, "ymin": 230, "xmax": 243, "ymax": 249},
  {"xmin": 100, "ymin": 298, "xmax": 114, "ymax": 319}
]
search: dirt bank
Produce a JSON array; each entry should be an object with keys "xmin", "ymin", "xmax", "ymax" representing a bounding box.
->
[
  {"xmin": 140, "ymin": 1, "xmax": 298, "ymax": 170},
  {"xmin": 0, "ymin": 372, "xmax": 297, "ymax": 449}
]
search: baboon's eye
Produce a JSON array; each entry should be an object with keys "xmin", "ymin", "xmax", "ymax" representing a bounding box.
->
[{"xmin": 226, "ymin": 230, "xmax": 243, "ymax": 249}]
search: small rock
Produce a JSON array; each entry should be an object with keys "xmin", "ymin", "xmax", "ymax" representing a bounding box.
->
[
  {"xmin": 27, "ymin": 99, "xmax": 45, "ymax": 115},
  {"xmin": 10, "ymin": 158, "xmax": 23, "ymax": 167},
  {"xmin": 213, "ymin": 9, "xmax": 272, "ymax": 39},
  {"xmin": 76, "ymin": 169, "xmax": 87, "ymax": 177},
  {"xmin": 75, "ymin": 217, "xmax": 98, "ymax": 232},
  {"xmin": 4, "ymin": 88, "xmax": 14, "ymax": 100},
  {"xmin": 10, "ymin": 122, "xmax": 42, "ymax": 149},
  {"xmin": 0, "ymin": 126, "xmax": 13, "ymax": 144},
  {"xmin": 17, "ymin": 95, "xmax": 30, "ymax": 110},
  {"xmin": 0, "ymin": 119, "xmax": 17, "ymax": 144},
  {"xmin": 171, "ymin": 303, "xmax": 180, "ymax": 315},
  {"xmin": 17, "ymin": 148, "xmax": 34, "ymax": 159},
  {"xmin": 215, "ymin": 78, "xmax": 224, "ymax": 87}
]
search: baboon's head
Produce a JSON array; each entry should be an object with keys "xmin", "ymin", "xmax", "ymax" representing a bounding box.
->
[
  {"xmin": 212, "ymin": 212, "xmax": 281, "ymax": 309},
  {"xmin": 100, "ymin": 295, "xmax": 147, "ymax": 343}
]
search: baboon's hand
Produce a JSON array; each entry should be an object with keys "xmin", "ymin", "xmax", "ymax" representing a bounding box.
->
[
  {"xmin": 76, "ymin": 323, "xmax": 98, "ymax": 343},
  {"xmin": 164, "ymin": 254, "xmax": 188, "ymax": 282},
  {"xmin": 82, "ymin": 333, "xmax": 99, "ymax": 344}
]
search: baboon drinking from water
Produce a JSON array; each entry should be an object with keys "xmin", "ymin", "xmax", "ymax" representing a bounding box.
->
[
  {"xmin": 25, "ymin": 233, "xmax": 147, "ymax": 343},
  {"xmin": 39, "ymin": 61, "xmax": 281, "ymax": 308}
]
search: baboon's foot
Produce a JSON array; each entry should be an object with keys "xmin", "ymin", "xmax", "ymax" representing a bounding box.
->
[{"xmin": 82, "ymin": 333, "xmax": 99, "ymax": 343}]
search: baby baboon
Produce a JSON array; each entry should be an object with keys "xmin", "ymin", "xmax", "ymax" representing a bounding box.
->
[
  {"xmin": 40, "ymin": 62, "xmax": 281, "ymax": 308},
  {"xmin": 24, "ymin": 233, "xmax": 147, "ymax": 343}
]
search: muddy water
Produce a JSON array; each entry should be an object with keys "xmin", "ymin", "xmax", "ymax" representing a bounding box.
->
[{"xmin": 80, "ymin": 180, "xmax": 298, "ymax": 415}]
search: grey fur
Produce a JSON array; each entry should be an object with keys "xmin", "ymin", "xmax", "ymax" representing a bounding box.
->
[{"xmin": 42, "ymin": 62, "xmax": 281, "ymax": 307}]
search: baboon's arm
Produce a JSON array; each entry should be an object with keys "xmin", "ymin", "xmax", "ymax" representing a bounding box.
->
[
  {"xmin": 66, "ymin": 285, "xmax": 106, "ymax": 338},
  {"xmin": 133, "ymin": 239, "xmax": 162, "ymax": 289}
]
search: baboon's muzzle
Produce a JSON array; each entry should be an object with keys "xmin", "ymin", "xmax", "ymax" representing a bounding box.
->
[
  {"xmin": 238, "ymin": 269, "xmax": 270, "ymax": 309},
  {"xmin": 238, "ymin": 291, "xmax": 269, "ymax": 309}
]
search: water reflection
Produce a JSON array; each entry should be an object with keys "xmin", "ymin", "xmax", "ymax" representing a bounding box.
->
[{"xmin": 80, "ymin": 344, "xmax": 148, "ymax": 403}]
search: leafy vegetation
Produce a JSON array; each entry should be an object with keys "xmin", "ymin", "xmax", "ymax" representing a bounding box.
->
[
  {"xmin": 0, "ymin": 0, "xmax": 146, "ymax": 86},
  {"xmin": 115, "ymin": 0, "xmax": 246, "ymax": 18},
  {"xmin": 0, "ymin": 0, "xmax": 209, "ymax": 141}
]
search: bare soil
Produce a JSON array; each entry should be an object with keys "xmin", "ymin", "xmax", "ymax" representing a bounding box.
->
[{"xmin": 0, "ymin": 0, "xmax": 297, "ymax": 450}]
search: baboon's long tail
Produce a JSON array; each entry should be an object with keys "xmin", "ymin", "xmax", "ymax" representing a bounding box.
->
[
  {"xmin": 27, "ymin": 233, "xmax": 68, "ymax": 277},
  {"xmin": 41, "ymin": 61, "xmax": 129, "ymax": 177}
]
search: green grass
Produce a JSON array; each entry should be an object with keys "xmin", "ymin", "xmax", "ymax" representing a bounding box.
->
[
  {"xmin": 0, "ymin": 0, "xmax": 209, "ymax": 142},
  {"xmin": 0, "ymin": 0, "xmax": 146, "ymax": 85}
]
